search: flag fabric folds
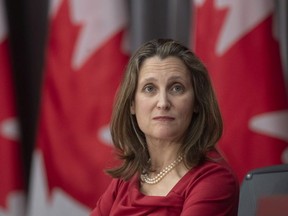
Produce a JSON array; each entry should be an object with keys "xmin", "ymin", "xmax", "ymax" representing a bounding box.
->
[
  {"xmin": 193, "ymin": 0, "xmax": 288, "ymax": 182},
  {"xmin": 0, "ymin": 0, "xmax": 25, "ymax": 215},
  {"xmin": 28, "ymin": 0, "xmax": 129, "ymax": 215}
]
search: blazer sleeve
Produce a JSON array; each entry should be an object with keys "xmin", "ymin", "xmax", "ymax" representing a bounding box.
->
[
  {"xmin": 90, "ymin": 178, "xmax": 119, "ymax": 216},
  {"xmin": 180, "ymin": 164, "xmax": 239, "ymax": 216}
]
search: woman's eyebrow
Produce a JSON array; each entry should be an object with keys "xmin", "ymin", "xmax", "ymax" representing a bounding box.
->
[{"xmin": 139, "ymin": 77, "xmax": 157, "ymax": 84}]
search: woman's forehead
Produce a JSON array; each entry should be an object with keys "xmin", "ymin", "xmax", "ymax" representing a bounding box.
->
[{"xmin": 140, "ymin": 56, "xmax": 188, "ymax": 73}]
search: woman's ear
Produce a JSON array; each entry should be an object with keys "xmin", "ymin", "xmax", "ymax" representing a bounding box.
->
[{"xmin": 130, "ymin": 101, "xmax": 135, "ymax": 114}]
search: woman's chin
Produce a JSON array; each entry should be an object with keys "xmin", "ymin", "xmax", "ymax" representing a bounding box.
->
[{"xmin": 146, "ymin": 131, "xmax": 182, "ymax": 143}]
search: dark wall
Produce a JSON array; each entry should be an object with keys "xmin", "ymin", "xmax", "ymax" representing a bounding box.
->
[{"xmin": 128, "ymin": 0, "xmax": 191, "ymax": 51}]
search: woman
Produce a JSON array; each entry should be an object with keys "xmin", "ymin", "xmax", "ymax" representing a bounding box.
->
[{"xmin": 91, "ymin": 39, "xmax": 239, "ymax": 215}]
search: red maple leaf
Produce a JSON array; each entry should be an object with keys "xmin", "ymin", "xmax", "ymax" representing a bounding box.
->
[
  {"xmin": 193, "ymin": 0, "xmax": 288, "ymax": 181},
  {"xmin": 37, "ymin": 0, "xmax": 129, "ymax": 208}
]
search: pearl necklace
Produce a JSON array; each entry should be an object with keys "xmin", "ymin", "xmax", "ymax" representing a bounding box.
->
[{"xmin": 141, "ymin": 155, "xmax": 183, "ymax": 184}]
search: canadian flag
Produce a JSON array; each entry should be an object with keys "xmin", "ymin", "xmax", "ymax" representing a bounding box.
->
[
  {"xmin": 0, "ymin": 0, "xmax": 25, "ymax": 215},
  {"xmin": 193, "ymin": 0, "xmax": 288, "ymax": 181},
  {"xmin": 27, "ymin": 0, "xmax": 129, "ymax": 215}
]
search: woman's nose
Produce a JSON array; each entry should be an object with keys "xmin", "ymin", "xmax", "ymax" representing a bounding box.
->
[{"xmin": 156, "ymin": 91, "xmax": 170, "ymax": 110}]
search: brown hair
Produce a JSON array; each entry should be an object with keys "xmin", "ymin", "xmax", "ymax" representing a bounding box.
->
[{"xmin": 107, "ymin": 38, "xmax": 223, "ymax": 180}]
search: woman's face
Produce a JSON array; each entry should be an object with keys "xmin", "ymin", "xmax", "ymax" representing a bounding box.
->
[{"xmin": 131, "ymin": 56, "xmax": 195, "ymax": 143}]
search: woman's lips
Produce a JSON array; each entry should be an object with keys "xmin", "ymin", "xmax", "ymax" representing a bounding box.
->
[{"xmin": 153, "ymin": 116, "xmax": 175, "ymax": 121}]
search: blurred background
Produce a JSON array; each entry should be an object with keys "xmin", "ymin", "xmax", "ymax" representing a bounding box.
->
[{"xmin": 0, "ymin": 0, "xmax": 287, "ymax": 215}]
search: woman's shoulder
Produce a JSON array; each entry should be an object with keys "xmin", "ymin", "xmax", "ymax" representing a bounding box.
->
[
  {"xmin": 210, "ymin": 150, "xmax": 238, "ymax": 175},
  {"xmin": 173, "ymin": 150, "xmax": 239, "ymax": 195},
  {"xmin": 109, "ymin": 175, "xmax": 131, "ymax": 189},
  {"xmin": 191, "ymin": 150, "xmax": 238, "ymax": 182},
  {"xmin": 108, "ymin": 174, "xmax": 139, "ymax": 194},
  {"xmin": 175, "ymin": 150, "xmax": 240, "ymax": 216}
]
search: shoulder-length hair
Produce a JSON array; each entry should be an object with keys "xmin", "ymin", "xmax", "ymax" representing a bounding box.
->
[{"xmin": 107, "ymin": 38, "xmax": 223, "ymax": 180}]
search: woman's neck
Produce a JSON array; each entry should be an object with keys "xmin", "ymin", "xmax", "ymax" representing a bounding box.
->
[{"xmin": 147, "ymin": 139, "xmax": 181, "ymax": 172}]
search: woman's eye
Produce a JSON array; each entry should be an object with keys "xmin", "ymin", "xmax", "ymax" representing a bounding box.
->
[
  {"xmin": 143, "ymin": 85, "xmax": 155, "ymax": 93},
  {"xmin": 171, "ymin": 84, "xmax": 184, "ymax": 93}
]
